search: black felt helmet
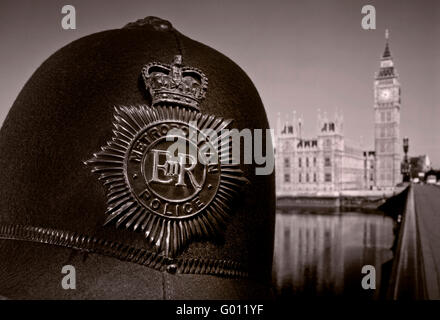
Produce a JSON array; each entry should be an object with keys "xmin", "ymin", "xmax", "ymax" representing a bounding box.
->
[{"xmin": 0, "ymin": 16, "xmax": 275, "ymax": 299}]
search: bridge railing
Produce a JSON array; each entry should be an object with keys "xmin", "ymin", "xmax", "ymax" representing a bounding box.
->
[{"xmin": 386, "ymin": 185, "xmax": 427, "ymax": 299}]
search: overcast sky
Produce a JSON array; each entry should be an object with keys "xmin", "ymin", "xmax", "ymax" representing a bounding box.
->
[{"xmin": 0, "ymin": 0, "xmax": 439, "ymax": 166}]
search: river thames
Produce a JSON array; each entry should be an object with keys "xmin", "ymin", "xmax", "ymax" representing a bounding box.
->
[{"xmin": 272, "ymin": 208, "xmax": 396, "ymax": 299}]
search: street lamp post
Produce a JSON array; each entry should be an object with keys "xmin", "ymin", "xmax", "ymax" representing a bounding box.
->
[{"xmin": 401, "ymin": 137, "xmax": 410, "ymax": 182}]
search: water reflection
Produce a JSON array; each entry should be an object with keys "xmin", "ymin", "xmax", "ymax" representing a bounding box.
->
[{"xmin": 273, "ymin": 208, "xmax": 395, "ymax": 298}]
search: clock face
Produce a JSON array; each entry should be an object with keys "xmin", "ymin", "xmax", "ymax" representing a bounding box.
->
[{"xmin": 379, "ymin": 88, "xmax": 392, "ymax": 101}]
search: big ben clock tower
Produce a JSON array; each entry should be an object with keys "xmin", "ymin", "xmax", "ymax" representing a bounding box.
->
[{"xmin": 374, "ymin": 30, "xmax": 401, "ymax": 189}]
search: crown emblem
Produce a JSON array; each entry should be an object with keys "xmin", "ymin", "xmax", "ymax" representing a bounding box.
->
[{"xmin": 141, "ymin": 55, "xmax": 208, "ymax": 110}]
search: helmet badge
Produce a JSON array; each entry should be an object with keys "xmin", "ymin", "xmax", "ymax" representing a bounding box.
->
[{"xmin": 86, "ymin": 56, "xmax": 247, "ymax": 257}]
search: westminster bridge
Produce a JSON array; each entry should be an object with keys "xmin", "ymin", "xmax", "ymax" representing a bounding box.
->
[{"xmin": 387, "ymin": 184, "xmax": 440, "ymax": 299}]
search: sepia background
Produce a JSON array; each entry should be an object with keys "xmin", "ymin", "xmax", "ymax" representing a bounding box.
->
[
  {"xmin": 0, "ymin": 0, "xmax": 439, "ymax": 299},
  {"xmin": 0, "ymin": 0, "xmax": 439, "ymax": 165}
]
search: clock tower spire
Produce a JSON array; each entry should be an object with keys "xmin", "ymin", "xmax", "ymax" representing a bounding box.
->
[{"xmin": 374, "ymin": 29, "xmax": 401, "ymax": 189}]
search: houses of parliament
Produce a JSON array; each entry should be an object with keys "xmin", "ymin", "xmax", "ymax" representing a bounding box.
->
[{"xmin": 275, "ymin": 31, "xmax": 401, "ymax": 194}]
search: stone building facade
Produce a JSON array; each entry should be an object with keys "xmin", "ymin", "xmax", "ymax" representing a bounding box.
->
[
  {"xmin": 275, "ymin": 111, "xmax": 367, "ymax": 194},
  {"xmin": 275, "ymin": 32, "xmax": 401, "ymax": 194},
  {"xmin": 374, "ymin": 31, "xmax": 401, "ymax": 189}
]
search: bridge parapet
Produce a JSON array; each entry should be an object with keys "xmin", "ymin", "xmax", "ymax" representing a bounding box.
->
[{"xmin": 387, "ymin": 185, "xmax": 440, "ymax": 300}]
